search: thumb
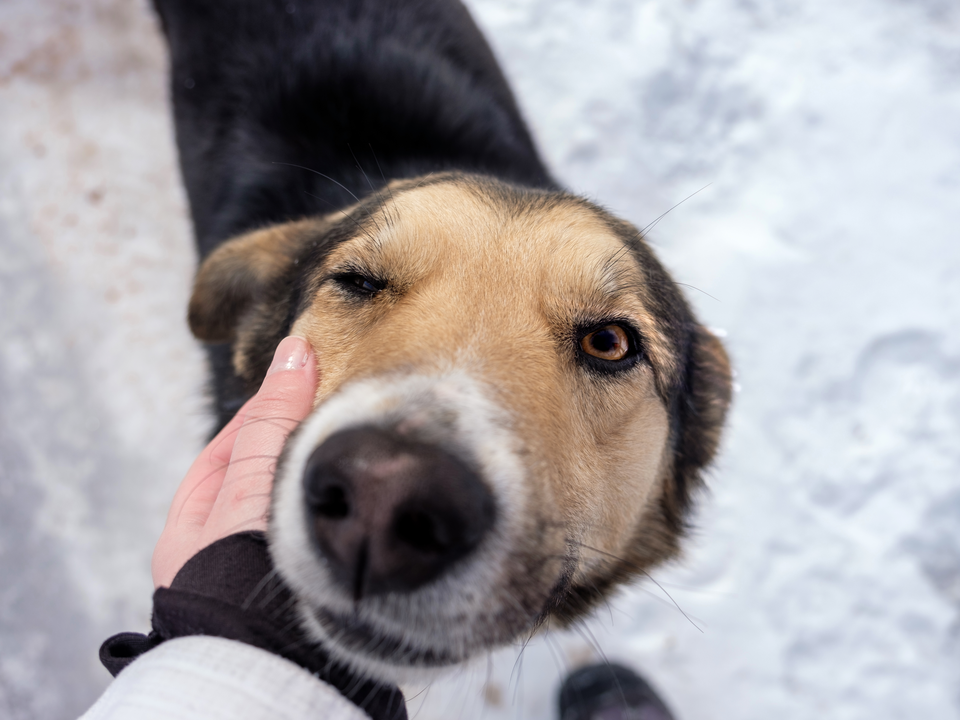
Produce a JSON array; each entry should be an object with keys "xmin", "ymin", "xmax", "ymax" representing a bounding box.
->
[
  {"xmin": 199, "ymin": 336, "xmax": 317, "ymax": 544},
  {"xmin": 249, "ymin": 334, "xmax": 317, "ymax": 418}
]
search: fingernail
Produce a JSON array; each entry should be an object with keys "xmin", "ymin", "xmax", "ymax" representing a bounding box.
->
[{"xmin": 267, "ymin": 336, "xmax": 310, "ymax": 376}]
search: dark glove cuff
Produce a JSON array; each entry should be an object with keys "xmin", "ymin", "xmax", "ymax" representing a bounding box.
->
[{"xmin": 99, "ymin": 532, "xmax": 406, "ymax": 720}]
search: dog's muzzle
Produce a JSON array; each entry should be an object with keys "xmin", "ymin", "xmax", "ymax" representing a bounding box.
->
[
  {"xmin": 269, "ymin": 371, "xmax": 537, "ymax": 680},
  {"xmin": 302, "ymin": 425, "xmax": 496, "ymax": 599}
]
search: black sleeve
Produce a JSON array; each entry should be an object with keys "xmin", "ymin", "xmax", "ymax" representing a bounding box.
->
[{"xmin": 99, "ymin": 531, "xmax": 407, "ymax": 720}]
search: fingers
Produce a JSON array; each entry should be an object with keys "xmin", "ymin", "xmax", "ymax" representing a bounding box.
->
[
  {"xmin": 163, "ymin": 403, "xmax": 249, "ymax": 533},
  {"xmin": 199, "ymin": 336, "xmax": 317, "ymax": 544},
  {"xmin": 152, "ymin": 411, "xmax": 249, "ymax": 588},
  {"xmin": 152, "ymin": 336, "xmax": 317, "ymax": 588}
]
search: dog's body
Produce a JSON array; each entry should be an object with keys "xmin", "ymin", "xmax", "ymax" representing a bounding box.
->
[
  {"xmin": 153, "ymin": 0, "xmax": 731, "ymax": 685},
  {"xmin": 153, "ymin": 0, "xmax": 555, "ymax": 429}
]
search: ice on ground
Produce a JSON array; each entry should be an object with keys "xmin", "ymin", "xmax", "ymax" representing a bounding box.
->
[{"xmin": 1, "ymin": 0, "xmax": 958, "ymax": 718}]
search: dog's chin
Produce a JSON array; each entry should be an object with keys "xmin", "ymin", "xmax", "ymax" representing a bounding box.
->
[{"xmin": 297, "ymin": 599, "xmax": 487, "ymax": 685}]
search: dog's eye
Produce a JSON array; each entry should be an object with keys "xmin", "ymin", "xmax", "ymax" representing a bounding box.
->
[
  {"xmin": 334, "ymin": 273, "xmax": 385, "ymax": 296},
  {"xmin": 578, "ymin": 324, "xmax": 635, "ymax": 363}
]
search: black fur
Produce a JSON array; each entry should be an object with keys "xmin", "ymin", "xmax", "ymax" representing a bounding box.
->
[
  {"xmin": 152, "ymin": 0, "xmax": 556, "ymax": 426},
  {"xmin": 152, "ymin": 0, "xmax": 731, "ymax": 630}
]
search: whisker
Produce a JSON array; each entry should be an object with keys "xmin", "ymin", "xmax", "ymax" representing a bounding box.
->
[
  {"xmin": 626, "ymin": 582, "xmax": 707, "ymax": 621},
  {"xmin": 408, "ymin": 682, "xmax": 433, "ymax": 720},
  {"xmin": 273, "ymin": 161, "xmax": 364, "ymax": 206},
  {"xmin": 403, "ymin": 684, "xmax": 430, "ymax": 702},
  {"xmin": 572, "ymin": 541, "xmax": 704, "ymax": 633},
  {"xmin": 347, "ymin": 143, "xmax": 391, "ymax": 234},
  {"xmin": 674, "ymin": 281, "xmax": 720, "ymax": 302},
  {"xmin": 256, "ymin": 575, "xmax": 292, "ymax": 611},
  {"xmin": 280, "ymin": 158, "xmax": 385, "ymax": 236},
  {"xmin": 340, "ymin": 665, "xmax": 370, "ymax": 701},
  {"xmin": 498, "ymin": 588, "xmax": 530, "ymax": 618},
  {"xmin": 368, "ymin": 144, "xmax": 400, "ymax": 229},
  {"xmin": 241, "ymin": 568, "xmax": 279, "ymax": 610},
  {"xmin": 303, "ymin": 190, "xmax": 380, "ymax": 245},
  {"xmin": 508, "ymin": 626, "xmax": 535, "ymax": 705},
  {"xmin": 572, "ymin": 621, "xmax": 630, "ymax": 711},
  {"xmin": 635, "ymin": 569, "xmax": 703, "ymax": 632},
  {"xmin": 639, "ymin": 183, "xmax": 712, "ymax": 237},
  {"xmin": 266, "ymin": 592, "xmax": 299, "ymax": 619},
  {"xmin": 355, "ymin": 675, "xmax": 388, "ymax": 716},
  {"xmin": 544, "ymin": 633, "xmax": 569, "ymax": 685},
  {"xmin": 273, "ymin": 158, "xmax": 388, "ymax": 242},
  {"xmin": 347, "ymin": 143, "xmax": 373, "ymax": 194}
]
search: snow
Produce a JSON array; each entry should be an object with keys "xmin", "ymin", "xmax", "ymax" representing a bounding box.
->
[{"xmin": 1, "ymin": 0, "xmax": 958, "ymax": 718}]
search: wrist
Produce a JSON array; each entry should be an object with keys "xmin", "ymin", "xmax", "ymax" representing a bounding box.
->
[{"xmin": 101, "ymin": 532, "xmax": 407, "ymax": 720}]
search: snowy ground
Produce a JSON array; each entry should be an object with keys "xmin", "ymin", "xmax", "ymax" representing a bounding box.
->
[{"xmin": 1, "ymin": 1, "xmax": 958, "ymax": 719}]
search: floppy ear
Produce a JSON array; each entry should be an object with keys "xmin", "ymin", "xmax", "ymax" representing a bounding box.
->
[
  {"xmin": 670, "ymin": 324, "xmax": 733, "ymax": 518},
  {"xmin": 188, "ymin": 220, "xmax": 321, "ymax": 343}
]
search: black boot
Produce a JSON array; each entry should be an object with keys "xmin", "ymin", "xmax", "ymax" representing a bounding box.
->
[{"xmin": 557, "ymin": 663, "xmax": 676, "ymax": 720}]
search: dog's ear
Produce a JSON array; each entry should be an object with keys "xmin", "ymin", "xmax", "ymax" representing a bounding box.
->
[
  {"xmin": 188, "ymin": 220, "xmax": 321, "ymax": 343},
  {"xmin": 684, "ymin": 325, "xmax": 732, "ymax": 465},
  {"xmin": 669, "ymin": 324, "xmax": 732, "ymax": 519}
]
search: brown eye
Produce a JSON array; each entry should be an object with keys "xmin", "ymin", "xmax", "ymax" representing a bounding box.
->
[{"xmin": 580, "ymin": 325, "xmax": 630, "ymax": 361}]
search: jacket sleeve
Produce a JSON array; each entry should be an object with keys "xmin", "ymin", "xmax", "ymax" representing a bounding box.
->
[
  {"xmin": 81, "ymin": 635, "xmax": 372, "ymax": 720},
  {"xmin": 92, "ymin": 532, "xmax": 406, "ymax": 720}
]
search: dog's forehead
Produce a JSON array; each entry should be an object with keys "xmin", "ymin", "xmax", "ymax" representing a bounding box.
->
[
  {"xmin": 344, "ymin": 180, "xmax": 643, "ymax": 300},
  {"xmin": 295, "ymin": 178, "xmax": 684, "ymax": 388}
]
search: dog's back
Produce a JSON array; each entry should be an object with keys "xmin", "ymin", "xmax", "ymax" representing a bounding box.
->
[
  {"xmin": 153, "ymin": 0, "xmax": 732, "ymax": 688},
  {"xmin": 154, "ymin": 0, "xmax": 553, "ymax": 254},
  {"xmin": 153, "ymin": 0, "xmax": 557, "ymax": 426}
]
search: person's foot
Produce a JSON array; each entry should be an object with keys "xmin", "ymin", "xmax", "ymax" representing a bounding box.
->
[{"xmin": 557, "ymin": 663, "xmax": 676, "ymax": 720}]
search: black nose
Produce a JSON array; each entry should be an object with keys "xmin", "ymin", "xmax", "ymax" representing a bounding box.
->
[{"xmin": 302, "ymin": 426, "xmax": 496, "ymax": 600}]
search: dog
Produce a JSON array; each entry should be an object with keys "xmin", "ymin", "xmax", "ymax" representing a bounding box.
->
[{"xmin": 152, "ymin": 0, "xmax": 731, "ymax": 686}]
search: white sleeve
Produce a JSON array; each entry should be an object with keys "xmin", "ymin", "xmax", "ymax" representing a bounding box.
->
[{"xmin": 79, "ymin": 635, "xmax": 373, "ymax": 720}]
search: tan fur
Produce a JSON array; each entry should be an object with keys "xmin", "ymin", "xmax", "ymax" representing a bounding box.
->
[
  {"xmin": 190, "ymin": 219, "xmax": 332, "ymax": 346},
  {"xmin": 191, "ymin": 174, "xmax": 731, "ymax": 644},
  {"xmin": 295, "ymin": 182, "xmax": 672, "ymax": 590}
]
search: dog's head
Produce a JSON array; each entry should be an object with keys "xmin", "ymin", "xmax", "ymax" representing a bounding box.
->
[{"xmin": 189, "ymin": 173, "xmax": 731, "ymax": 682}]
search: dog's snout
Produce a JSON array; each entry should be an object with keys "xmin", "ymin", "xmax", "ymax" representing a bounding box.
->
[{"xmin": 303, "ymin": 426, "xmax": 496, "ymax": 599}]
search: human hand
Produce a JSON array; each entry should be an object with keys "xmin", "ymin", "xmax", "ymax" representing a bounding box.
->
[{"xmin": 152, "ymin": 336, "xmax": 317, "ymax": 588}]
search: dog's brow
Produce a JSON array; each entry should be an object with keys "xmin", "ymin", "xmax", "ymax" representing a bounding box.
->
[
  {"xmin": 334, "ymin": 222, "xmax": 389, "ymax": 266},
  {"xmin": 592, "ymin": 243, "xmax": 643, "ymax": 300}
]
